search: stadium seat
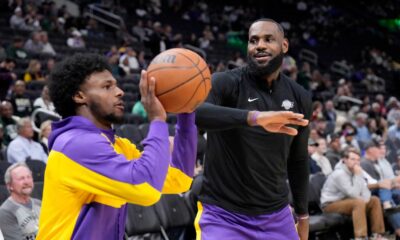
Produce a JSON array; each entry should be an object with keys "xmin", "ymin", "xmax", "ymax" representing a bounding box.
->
[
  {"xmin": 123, "ymin": 113, "xmax": 145, "ymax": 125},
  {"xmin": 0, "ymin": 184, "xmax": 8, "ymax": 204},
  {"xmin": 0, "ymin": 162, "xmax": 11, "ymax": 185},
  {"xmin": 32, "ymin": 181, "xmax": 44, "ymax": 200},
  {"xmin": 25, "ymin": 159, "xmax": 46, "ymax": 182},
  {"xmin": 138, "ymin": 123, "xmax": 150, "ymax": 139},
  {"xmin": 308, "ymin": 173, "xmax": 352, "ymax": 239},
  {"xmin": 115, "ymin": 124, "xmax": 144, "ymax": 146},
  {"xmin": 125, "ymin": 203, "xmax": 167, "ymax": 240},
  {"xmin": 154, "ymin": 194, "xmax": 195, "ymax": 240}
]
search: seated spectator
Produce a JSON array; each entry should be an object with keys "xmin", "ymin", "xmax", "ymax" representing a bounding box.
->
[
  {"xmin": 0, "ymin": 101, "xmax": 20, "ymax": 145},
  {"xmin": 340, "ymin": 122, "xmax": 360, "ymax": 151},
  {"xmin": 24, "ymin": 31, "xmax": 44, "ymax": 54},
  {"xmin": 8, "ymin": 80, "xmax": 33, "ymax": 117},
  {"xmin": 388, "ymin": 112, "xmax": 400, "ymax": 142},
  {"xmin": 7, "ymin": 117, "xmax": 47, "ymax": 164},
  {"xmin": 393, "ymin": 150, "xmax": 400, "ymax": 176},
  {"xmin": 325, "ymin": 133, "xmax": 342, "ymax": 168},
  {"xmin": 23, "ymin": 59, "xmax": 45, "ymax": 82},
  {"xmin": 0, "ymin": 58, "xmax": 17, "ymax": 100},
  {"xmin": 361, "ymin": 139, "xmax": 400, "ymax": 237},
  {"xmin": 0, "ymin": 163, "xmax": 41, "ymax": 239},
  {"xmin": 311, "ymin": 138, "xmax": 333, "ymax": 175},
  {"xmin": 33, "ymin": 85, "xmax": 55, "ymax": 112},
  {"xmin": 131, "ymin": 100, "xmax": 147, "ymax": 120},
  {"xmin": 321, "ymin": 148, "xmax": 386, "ymax": 240},
  {"xmin": 354, "ymin": 112, "xmax": 372, "ymax": 149},
  {"xmin": 9, "ymin": 7, "xmax": 28, "ymax": 31},
  {"xmin": 40, "ymin": 31, "xmax": 56, "ymax": 56},
  {"xmin": 39, "ymin": 120, "xmax": 52, "ymax": 153},
  {"xmin": 6, "ymin": 36, "xmax": 28, "ymax": 59},
  {"xmin": 308, "ymin": 138, "xmax": 321, "ymax": 174},
  {"xmin": 67, "ymin": 30, "xmax": 85, "ymax": 49},
  {"xmin": 119, "ymin": 47, "xmax": 140, "ymax": 75}
]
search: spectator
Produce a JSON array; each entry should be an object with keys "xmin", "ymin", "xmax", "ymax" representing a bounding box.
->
[
  {"xmin": 39, "ymin": 120, "xmax": 51, "ymax": 153},
  {"xmin": 86, "ymin": 18, "xmax": 104, "ymax": 39},
  {"xmin": 67, "ymin": 30, "xmax": 85, "ymax": 48},
  {"xmin": 361, "ymin": 139, "xmax": 400, "ymax": 237},
  {"xmin": 323, "ymin": 100, "xmax": 337, "ymax": 133},
  {"xmin": 119, "ymin": 47, "xmax": 140, "ymax": 75},
  {"xmin": 24, "ymin": 31, "xmax": 44, "ymax": 54},
  {"xmin": 40, "ymin": 31, "xmax": 56, "ymax": 56},
  {"xmin": 7, "ymin": 117, "xmax": 48, "ymax": 164},
  {"xmin": 311, "ymin": 138, "xmax": 333, "ymax": 175},
  {"xmin": 8, "ymin": 80, "xmax": 33, "ymax": 117},
  {"xmin": 0, "ymin": 101, "xmax": 20, "ymax": 145},
  {"xmin": 33, "ymin": 85, "xmax": 55, "ymax": 112},
  {"xmin": 9, "ymin": 7, "xmax": 28, "ymax": 30},
  {"xmin": 0, "ymin": 163, "xmax": 41, "ymax": 239},
  {"xmin": 43, "ymin": 57, "xmax": 55, "ymax": 77},
  {"xmin": 320, "ymin": 148, "xmax": 386, "ymax": 240},
  {"xmin": 392, "ymin": 150, "xmax": 400, "ymax": 176},
  {"xmin": 340, "ymin": 122, "xmax": 360, "ymax": 151},
  {"xmin": 325, "ymin": 133, "xmax": 342, "ymax": 168},
  {"xmin": 137, "ymin": 50, "xmax": 148, "ymax": 69},
  {"xmin": 24, "ymin": 8, "xmax": 41, "ymax": 32},
  {"xmin": 6, "ymin": 36, "xmax": 28, "ymax": 59},
  {"xmin": 131, "ymin": 19, "xmax": 148, "ymax": 42},
  {"xmin": 354, "ymin": 112, "xmax": 372, "ymax": 148},
  {"xmin": 23, "ymin": 59, "xmax": 45, "ymax": 82},
  {"xmin": 308, "ymin": 138, "xmax": 321, "ymax": 174},
  {"xmin": 388, "ymin": 112, "xmax": 400, "ymax": 142},
  {"xmin": 131, "ymin": 100, "xmax": 147, "ymax": 120},
  {"xmin": 0, "ymin": 58, "xmax": 17, "ymax": 100}
]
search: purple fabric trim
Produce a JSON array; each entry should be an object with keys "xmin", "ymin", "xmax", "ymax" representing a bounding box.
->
[
  {"xmin": 198, "ymin": 203, "xmax": 298, "ymax": 240},
  {"xmin": 71, "ymin": 202, "xmax": 126, "ymax": 240},
  {"xmin": 170, "ymin": 113, "xmax": 197, "ymax": 177},
  {"xmin": 50, "ymin": 116, "xmax": 170, "ymax": 190}
]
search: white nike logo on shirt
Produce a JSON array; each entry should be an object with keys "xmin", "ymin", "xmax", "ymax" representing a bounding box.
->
[{"xmin": 248, "ymin": 97, "xmax": 258, "ymax": 102}]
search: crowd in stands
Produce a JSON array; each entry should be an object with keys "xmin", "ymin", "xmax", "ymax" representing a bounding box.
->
[{"xmin": 0, "ymin": 0, "xmax": 400, "ymax": 238}]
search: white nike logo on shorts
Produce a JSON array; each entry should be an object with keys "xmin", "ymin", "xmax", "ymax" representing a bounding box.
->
[{"xmin": 248, "ymin": 97, "xmax": 258, "ymax": 102}]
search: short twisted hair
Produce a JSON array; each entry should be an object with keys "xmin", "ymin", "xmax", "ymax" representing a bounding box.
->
[{"xmin": 48, "ymin": 53, "xmax": 111, "ymax": 118}]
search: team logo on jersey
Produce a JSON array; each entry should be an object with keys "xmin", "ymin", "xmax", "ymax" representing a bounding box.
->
[{"xmin": 281, "ymin": 100, "xmax": 294, "ymax": 110}]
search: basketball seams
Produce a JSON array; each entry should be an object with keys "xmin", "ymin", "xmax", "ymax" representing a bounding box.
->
[
  {"xmin": 174, "ymin": 50, "xmax": 210, "ymax": 98},
  {"xmin": 147, "ymin": 48, "xmax": 211, "ymax": 113},
  {"xmin": 157, "ymin": 65, "xmax": 209, "ymax": 96},
  {"xmin": 162, "ymin": 76, "xmax": 210, "ymax": 112}
]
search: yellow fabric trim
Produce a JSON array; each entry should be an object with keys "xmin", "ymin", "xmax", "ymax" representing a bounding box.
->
[
  {"xmin": 194, "ymin": 201, "xmax": 203, "ymax": 240},
  {"xmin": 162, "ymin": 166, "xmax": 193, "ymax": 194},
  {"xmin": 53, "ymin": 150, "xmax": 161, "ymax": 206}
]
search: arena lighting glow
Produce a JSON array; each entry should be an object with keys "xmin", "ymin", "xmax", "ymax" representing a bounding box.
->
[{"xmin": 379, "ymin": 18, "xmax": 400, "ymax": 32}]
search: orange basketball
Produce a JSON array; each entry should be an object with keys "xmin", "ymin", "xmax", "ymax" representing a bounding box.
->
[{"xmin": 147, "ymin": 48, "xmax": 211, "ymax": 113}]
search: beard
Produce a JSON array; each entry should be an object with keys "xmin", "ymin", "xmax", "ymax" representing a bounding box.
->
[
  {"xmin": 89, "ymin": 102, "xmax": 124, "ymax": 125},
  {"xmin": 20, "ymin": 186, "xmax": 33, "ymax": 196},
  {"xmin": 247, "ymin": 51, "xmax": 284, "ymax": 78}
]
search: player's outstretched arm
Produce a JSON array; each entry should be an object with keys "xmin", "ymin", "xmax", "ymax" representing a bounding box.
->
[{"xmin": 248, "ymin": 111, "xmax": 309, "ymax": 136}]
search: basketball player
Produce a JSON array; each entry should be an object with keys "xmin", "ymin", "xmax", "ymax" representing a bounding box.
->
[
  {"xmin": 36, "ymin": 53, "xmax": 198, "ymax": 239},
  {"xmin": 195, "ymin": 18, "xmax": 311, "ymax": 239}
]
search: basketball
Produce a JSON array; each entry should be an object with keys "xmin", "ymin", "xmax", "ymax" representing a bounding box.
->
[{"xmin": 147, "ymin": 48, "xmax": 211, "ymax": 113}]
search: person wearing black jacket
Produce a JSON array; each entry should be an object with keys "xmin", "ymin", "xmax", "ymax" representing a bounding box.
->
[{"xmin": 195, "ymin": 18, "xmax": 312, "ymax": 239}]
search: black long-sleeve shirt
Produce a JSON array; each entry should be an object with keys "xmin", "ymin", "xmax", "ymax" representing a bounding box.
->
[{"xmin": 195, "ymin": 67, "xmax": 312, "ymax": 215}]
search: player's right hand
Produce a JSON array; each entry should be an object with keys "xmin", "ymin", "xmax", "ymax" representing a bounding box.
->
[
  {"xmin": 140, "ymin": 70, "xmax": 167, "ymax": 122},
  {"xmin": 251, "ymin": 111, "xmax": 309, "ymax": 136}
]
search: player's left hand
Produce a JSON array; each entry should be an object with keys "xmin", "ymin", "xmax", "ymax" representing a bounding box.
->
[{"xmin": 297, "ymin": 218, "xmax": 309, "ymax": 240}]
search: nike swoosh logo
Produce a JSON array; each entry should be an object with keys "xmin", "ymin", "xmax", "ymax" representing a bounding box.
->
[{"xmin": 248, "ymin": 97, "xmax": 258, "ymax": 102}]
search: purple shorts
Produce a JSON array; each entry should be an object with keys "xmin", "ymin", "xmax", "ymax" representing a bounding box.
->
[{"xmin": 194, "ymin": 202, "xmax": 299, "ymax": 240}]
